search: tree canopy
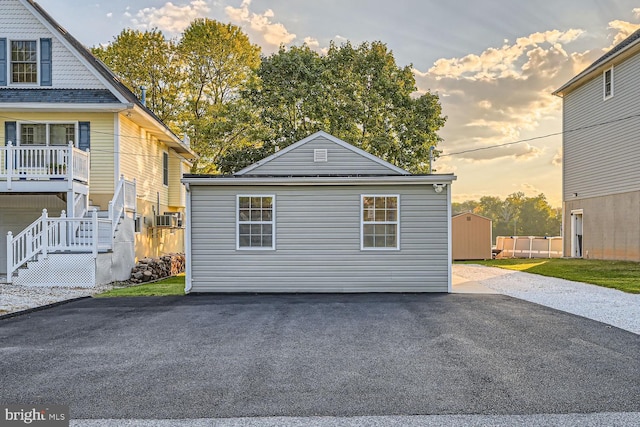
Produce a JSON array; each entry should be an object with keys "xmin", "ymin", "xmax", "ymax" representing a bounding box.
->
[
  {"xmin": 223, "ymin": 42, "xmax": 446, "ymax": 173},
  {"xmin": 93, "ymin": 26, "xmax": 446, "ymax": 174},
  {"xmin": 453, "ymin": 193, "xmax": 561, "ymax": 242}
]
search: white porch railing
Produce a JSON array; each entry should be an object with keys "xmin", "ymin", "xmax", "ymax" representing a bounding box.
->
[
  {"xmin": 0, "ymin": 142, "xmax": 89, "ymax": 188},
  {"xmin": 5, "ymin": 176, "xmax": 136, "ymax": 284},
  {"xmin": 108, "ymin": 175, "xmax": 136, "ymax": 237},
  {"xmin": 6, "ymin": 209, "xmax": 111, "ymax": 280}
]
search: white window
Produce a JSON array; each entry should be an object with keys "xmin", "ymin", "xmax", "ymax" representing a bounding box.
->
[
  {"xmin": 18, "ymin": 122, "xmax": 76, "ymax": 146},
  {"xmin": 361, "ymin": 195, "xmax": 399, "ymax": 250},
  {"xmin": 237, "ymin": 195, "xmax": 275, "ymax": 250},
  {"xmin": 603, "ymin": 67, "xmax": 613, "ymax": 99},
  {"xmin": 162, "ymin": 152, "xmax": 169, "ymax": 186},
  {"xmin": 11, "ymin": 40, "xmax": 37, "ymax": 84}
]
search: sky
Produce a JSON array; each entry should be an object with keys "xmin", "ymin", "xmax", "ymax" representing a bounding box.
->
[{"xmin": 36, "ymin": 0, "xmax": 640, "ymax": 207}]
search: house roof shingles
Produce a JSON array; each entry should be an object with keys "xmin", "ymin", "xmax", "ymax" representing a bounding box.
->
[{"xmin": 0, "ymin": 89, "xmax": 120, "ymax": 103}]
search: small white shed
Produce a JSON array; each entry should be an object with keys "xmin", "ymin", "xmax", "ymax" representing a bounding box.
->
[{"xmin": 183, "ymin": 131, "xmax": 456, "ymax": 293}]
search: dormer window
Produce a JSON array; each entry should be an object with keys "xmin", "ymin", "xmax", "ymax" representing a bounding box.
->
[
  {"xmin": 11, "ymin": 41, "xmax": 38, "ymax": 84},
  {"xmin": 0, "ymin": 38, "xmax": 52, "ymax": 86},
  {"xmin": 603, "ymin": 67, "xmax": 613, "ymax": 100}
]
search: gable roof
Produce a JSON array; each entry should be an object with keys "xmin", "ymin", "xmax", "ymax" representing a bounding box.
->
[
  {"xmin": 236, "ymin": 131, "xmax": 410, "ymax": 176},
  {"xmin": 12, "ymin": 0, "xmax": 195, "ymax": 158},
  {"xmin": 553, "ymin": 28, "xmax": 640, "ymax": 97},
  {"xmin": 452, "ymin": 212, "xmax": 491, "ymax": 222}
]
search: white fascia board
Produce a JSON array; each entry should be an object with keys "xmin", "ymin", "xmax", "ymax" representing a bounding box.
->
[
  {"xmin": 0, "ymin": 103, "xmax": 133, "ymax": 112},
  {"xmin": 182, "ymin": 175, "xmax": 456, "ymax": 186},
  {"xmin": 553, "ymin": 37, "xmax": 640, "ymax": 97},
  {"xmin": 236, "ymin": 131, "xmax": 410, "ymax": 175},
  {"xmin": 130, "ymin": 106, "xmax": 197, "ymax": 159}
]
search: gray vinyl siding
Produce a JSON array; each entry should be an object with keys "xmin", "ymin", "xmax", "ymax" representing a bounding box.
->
[
  {"xmin": 246, "ymin": 136, "xmax": 401, "ymax": 176},
  {"xmin": 563, "ymin": 52, "xmax": 640, "ymax": 201},
  {"xmin": 189, "ymin": 184, "xmax": 448, "ymax": 292}
]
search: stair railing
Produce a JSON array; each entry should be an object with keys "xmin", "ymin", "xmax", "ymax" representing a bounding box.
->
[{"xmin": 5, "ymin": 209, "xmax": 101, "ymax": 283}]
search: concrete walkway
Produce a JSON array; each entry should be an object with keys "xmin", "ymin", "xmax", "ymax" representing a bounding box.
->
[
  {"xmin": 453, "ymin": 264, "xmax": 640, "ymax": 335},
  {"xmin": 451, "ymin": 274, "xmax": 497, "ymax": 294}
]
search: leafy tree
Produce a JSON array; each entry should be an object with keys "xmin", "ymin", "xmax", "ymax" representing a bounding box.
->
[
  {"xmin": 518, "ymin": 194, "xmax": 561, "ymax": 236},
  {"xmin": 178, "ymin": 19, "xmax": 265, "ymax": 172},
  {"xmin": 452, "ymin": 200, "xmax": 480, "ymax": 215},
  {"xmin": 92, "ymin": 29, "xmax": 181, "ymax": 125},
  {"xmin": 228, "ymin": 41, "xmax": 446, "ymax": 173},
  {"xmin": 456, "ymin": 192, "xmax": 561, "ymax": 243}
]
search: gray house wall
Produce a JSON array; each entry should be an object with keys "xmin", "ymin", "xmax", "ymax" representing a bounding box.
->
[
  {"xmin": 561, "ymin": 48, "xmax": 640, "ymax": 260},
  {"xmin": 243, "ymin": 136, "xmax": 403, "ymax": 176},
  {"xmin": 562, "ymin": 53, "xmax": 640, "ymax": 201},
  {"xmin": 188, "ymin": 184, "xmax": 449, "ymax": 292},
  {"xmin": 564, "ymin": 192, "xmax": 640, "ymax": 261}
]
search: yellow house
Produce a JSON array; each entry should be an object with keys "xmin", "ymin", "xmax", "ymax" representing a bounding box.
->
[{"xmin": 0, "ymin": 0, "xmax": 196, "ymax": 286}]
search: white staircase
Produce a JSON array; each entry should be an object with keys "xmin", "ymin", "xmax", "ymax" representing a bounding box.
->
[{"xmin": 5, "ymin": 176, "xmax": 136, "ymax": 287}]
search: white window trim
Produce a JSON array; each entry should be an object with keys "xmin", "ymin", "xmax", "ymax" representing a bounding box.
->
[
  {"xmin": 16, "ymin": 121, "xmax": 78, "ymax": 146},
  {"xmin": 360, "ymin": 194, "xmax": 400, "ymax": 251},
  {"xmin": 9, "ymin": 39, "xmax": 40, "ymax": 86},
  {"xmin": 603, "ymin": 66, "xmax": 614, "ymax": 100},
  {"xmin": 236, "ymin": 194, "xmax": 276, "ymax": 251},
  {"xmin": 162, "ymin": 151, "xmax": 169, "ymax": 187}
]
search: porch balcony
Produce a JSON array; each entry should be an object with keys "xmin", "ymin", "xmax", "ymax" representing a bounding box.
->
[{"xmin": 0, "ymin": 142, "xmax": 89, "ymax": 192}]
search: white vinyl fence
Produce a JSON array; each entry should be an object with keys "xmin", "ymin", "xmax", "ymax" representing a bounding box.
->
[{"xmin": 495, "ymin": 236, "xmax": 563, "ymax": 259}]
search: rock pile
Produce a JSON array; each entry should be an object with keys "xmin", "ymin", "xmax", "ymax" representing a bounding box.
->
[{"xmin": 129, "ymin": 253, "xmax": 185, "ymax": 283}]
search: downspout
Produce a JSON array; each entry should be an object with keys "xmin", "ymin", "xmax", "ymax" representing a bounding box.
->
[
  {"xmin": 447, "ymin": 184, "xmax": 452, "ymax": 293},
  {"xmin": 184, "ymin": 183, "xmax": 193, "ymax": 293},
  {"xmin": 114, "ymin": 113, "xmax": 120, "ymax": 189}
]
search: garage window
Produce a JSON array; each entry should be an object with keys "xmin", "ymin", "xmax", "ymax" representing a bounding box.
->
[
  {"xmin": 361, "ymin": 195, "xmax": 399, "ymax": 250},
  {"xmin": 237, "ymin": 195, "xmax": 275, "ymax": 250}
]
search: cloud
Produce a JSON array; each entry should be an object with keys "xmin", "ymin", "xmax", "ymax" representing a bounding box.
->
[
  {"xmin": 225, "ymin": 0, "xmax": 296, "ymax": 49},
  {"xmin": 551, "ymin": 149, "xmax": 562, "ymax": 166},
  {"xmin": 303, "ymin": 37, "xmax": 320, "ymax": 48},
  {"xmin": 413, "ymin": 27, "xmax": 605, "ymax": 164},
  {"xmin": 520, "ymin": 183, "xmax": 542, "ymax": 195},
  {"xmin": 131, "ymin": 1, "xmax": 210, "ymax": 33},
  {"xmin": 607, "ymin": 19, "xmax": 640, "ymax": 46},
  {"xmin": 106, "ymin": 12, "xmax": 112, "ymax": 18},
  {"xmin": 427, "ymin": 29, "xmax": 584, "ymax": 81}
]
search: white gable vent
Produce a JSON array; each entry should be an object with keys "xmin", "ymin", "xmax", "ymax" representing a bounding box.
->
[{"xmin": 314, "ymin": 149, "xmax": 328, "ymax": 162}]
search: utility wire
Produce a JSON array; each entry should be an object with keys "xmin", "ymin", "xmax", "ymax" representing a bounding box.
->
[
  {"xmin": 2, "ymin": 111, "xmax": 639, "ymax": 160},
  {"xmin": 439, "ymin": 112, "xmax": 640, "ymax": 158}
]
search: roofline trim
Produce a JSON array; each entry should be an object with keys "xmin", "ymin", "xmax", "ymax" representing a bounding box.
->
[
  {"xmin": 0, "ymin": 103, "xmax": 133, "ymax": 112},
  {"xmin": 182, "ymin": 174, "xmax": 456, "ymax": 186},
  {"xmin": 553, "ymin": 31, "xmax": 640, "ymax": 96}
]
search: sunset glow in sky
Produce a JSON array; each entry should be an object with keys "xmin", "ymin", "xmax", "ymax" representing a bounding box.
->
[{"xmin": 37, "ymin": 0, "xmax": 640, "ymax": 206}]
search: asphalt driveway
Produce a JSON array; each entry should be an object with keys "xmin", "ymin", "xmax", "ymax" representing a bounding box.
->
[{"xmin": 1, "ymin": 294, "xmax": 639, "ymax": 419}]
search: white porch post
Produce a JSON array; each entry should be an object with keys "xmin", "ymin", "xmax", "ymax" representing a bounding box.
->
[
  {"xmin": 6, "ymin": 231, "xmax": 12, "ymax": 284},
  {"xmin": 67, "ymin": 142, "xmax": 74, "ymax": 190},
  {"xmin": 92, "ymin": 208, "xmax": 98, "ymax": 258},
  {"xmin": 60, "ymin": 210, "xmax": 68, "ymax": 248},
  {"xmin": 6, "ymin": 142, "xmax": 13, "ymax": 190},
  {"xmin": 41, "ymin": 209, "xmax": 49, "ymax": 259}
]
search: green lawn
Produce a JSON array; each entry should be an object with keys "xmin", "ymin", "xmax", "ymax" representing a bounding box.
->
[
  {"xmin": 97, "ymin": 274, "xmax": 185, "ymax": 297},
  {"xmin": 458, "ymin": 258, "xmax": 640, "ymax": 294}
]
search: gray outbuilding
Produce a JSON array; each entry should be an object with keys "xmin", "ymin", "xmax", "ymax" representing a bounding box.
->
[{"xmin": 182, "ymin": 131, "xmax": 456, "ymax": 293}]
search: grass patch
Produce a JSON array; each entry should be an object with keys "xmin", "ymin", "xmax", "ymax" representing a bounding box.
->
[
  {"xmin": 457, "ymin": 258, "xmax": 640, "ymax": 294},
  {"xmin": 97, "ymin": 274, "xmax": 185, "ymax": 297}
]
